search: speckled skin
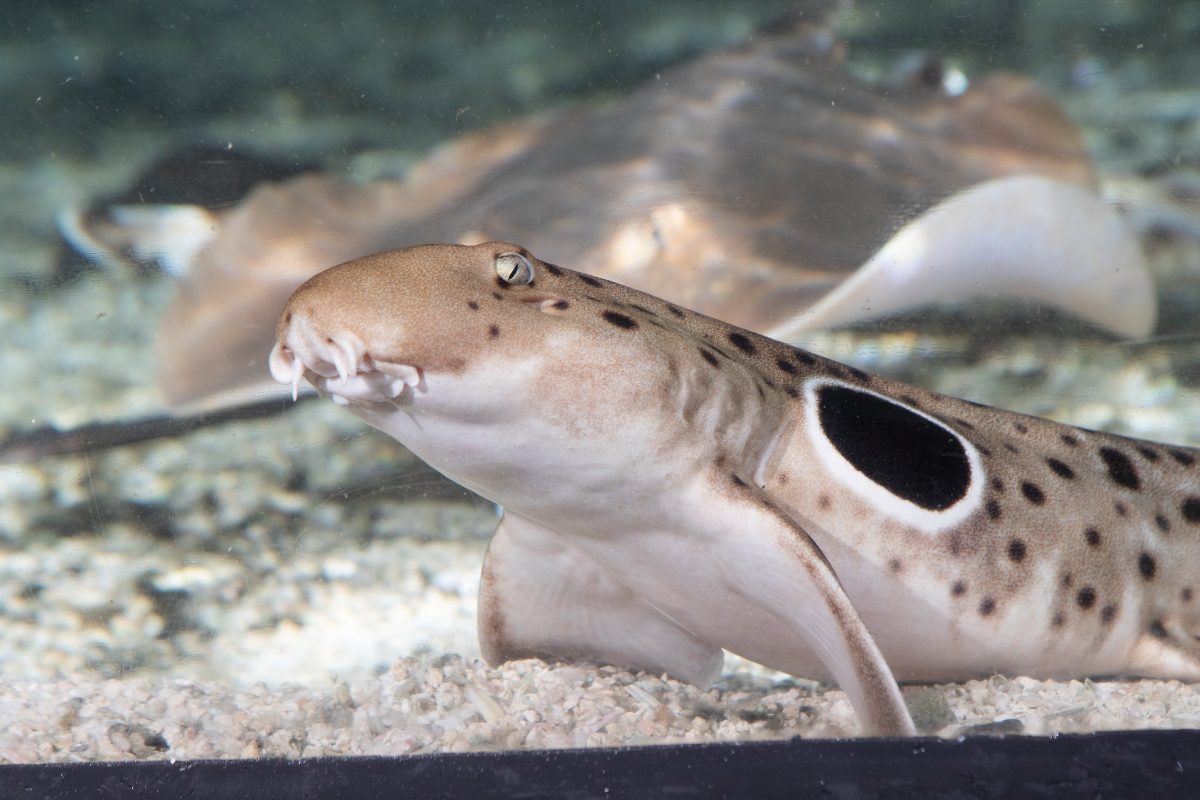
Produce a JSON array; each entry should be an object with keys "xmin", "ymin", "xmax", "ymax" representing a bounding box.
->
[{"xmin": 269, "ymin": 242, "xmax": 1200, "ymax": 736}]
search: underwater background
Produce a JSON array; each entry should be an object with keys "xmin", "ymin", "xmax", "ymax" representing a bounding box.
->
[{"xmin": 1, "ymin": 0, "xmax": 1200, "ymax": 760}]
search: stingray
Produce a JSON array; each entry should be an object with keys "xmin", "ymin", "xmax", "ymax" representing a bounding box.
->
[{"xmin": 60, "ymin": 18, "xmax": 1152, "ymax": 414}]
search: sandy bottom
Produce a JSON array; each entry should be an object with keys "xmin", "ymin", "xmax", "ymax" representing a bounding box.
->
[{"xmin": 3, "ymin": 655, "xmax": 1199, "ymax": 763}]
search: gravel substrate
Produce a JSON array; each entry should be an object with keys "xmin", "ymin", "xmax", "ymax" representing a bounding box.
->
[{"xmin": 6, "ymin": 655, "xmax": 1200, "ymax": 763}]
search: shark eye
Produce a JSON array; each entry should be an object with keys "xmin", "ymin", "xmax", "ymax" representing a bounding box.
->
[{"xmin": 495, "ymin": 252, "xmax": 534, "ymax": 285}]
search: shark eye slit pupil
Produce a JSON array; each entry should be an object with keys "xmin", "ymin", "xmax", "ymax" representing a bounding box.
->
[{"xmin": 495, "ymin": 252, "xmax": 535, "ymax": 285}]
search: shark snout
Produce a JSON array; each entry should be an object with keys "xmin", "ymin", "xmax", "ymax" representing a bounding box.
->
[
  {"xmin": 269, "ymin": 310, "xmax": 421, "ymax": 404},
  {"xmin": 270, "ymin": 308, "xmax": 365, "ymax": 398}
]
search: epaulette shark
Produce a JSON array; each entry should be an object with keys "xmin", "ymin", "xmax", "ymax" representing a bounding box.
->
[{"xmin": 269, "ymin": 242, "xmax": 1200, "ymax": 736}]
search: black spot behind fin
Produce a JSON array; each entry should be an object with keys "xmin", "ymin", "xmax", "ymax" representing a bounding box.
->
[{"xmin": 816, "ymin": 385, "xmax": 971, "ymax": 511}]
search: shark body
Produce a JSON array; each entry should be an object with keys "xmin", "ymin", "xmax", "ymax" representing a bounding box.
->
[{"xmin": 269, "ymin": 242, "xmax": 1200, "ymax": 736}]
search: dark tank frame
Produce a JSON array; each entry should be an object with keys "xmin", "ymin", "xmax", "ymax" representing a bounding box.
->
[{"xmin": 3, "ymin": 730, "xmax": 1198, "ymax": 800}]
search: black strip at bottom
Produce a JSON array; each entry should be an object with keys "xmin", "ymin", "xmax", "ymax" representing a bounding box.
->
[{"xmin": 2, "ymin": 730, "xmax": 1197, "ymax": 800}]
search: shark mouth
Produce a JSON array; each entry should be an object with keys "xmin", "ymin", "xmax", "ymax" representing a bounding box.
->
[{"xmin": 269, "ymin": 323, "xmax": 422, "ymax": 406}]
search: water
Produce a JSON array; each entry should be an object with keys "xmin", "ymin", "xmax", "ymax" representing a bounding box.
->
[{"xmin": 0, "ymin": 0, "xmax": 1198, "ymax": 760}]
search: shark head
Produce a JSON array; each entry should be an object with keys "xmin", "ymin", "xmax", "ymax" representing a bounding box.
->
[
  {"xmin": 267, "ymin": 240, "xmax": 776, "ymax": 507},
  {"xmin": 270, "ymin": 242, "xmax": 537, "ymax": 407}
]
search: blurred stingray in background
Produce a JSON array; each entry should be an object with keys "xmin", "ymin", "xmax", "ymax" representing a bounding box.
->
[{"xmin": 60, "ymin": 16, "xmax": 1154, "ymax": 414}]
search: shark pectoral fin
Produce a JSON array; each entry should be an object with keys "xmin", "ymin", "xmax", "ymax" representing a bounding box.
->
[
  {"xmin": 693, "ymin": 474, "xmax": 915, "ymax": 736},
  {"xmin": 478, "ymin": 511, "xmax": 724, "ymax": 686}
]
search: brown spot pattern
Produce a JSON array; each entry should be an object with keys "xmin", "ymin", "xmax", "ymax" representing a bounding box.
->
[
  {"xmin": 848, "ymin": 367, "xmax": 871, "ymax": 382},
  {"xmin": 1099, "ymin": 447, "xmax": 1140, "ymax": 490},
  {"xmin": 1007, "ymin": 539, "xmax": 1027, "ymax": 563},
  {"xmin": 601, "ymin": 310, "xmax": 638, "ymax": 330},
  {"xmin": 1046, "ymin": 458, "xmax": 1075, "ymax": 479},
  {"xmin": 728, "ymin": 331, "xmax": 756, "ymax": 355},
  {"xmin": 1170, "ymin": 449, "xmax": 1196, "ymax": 466}
]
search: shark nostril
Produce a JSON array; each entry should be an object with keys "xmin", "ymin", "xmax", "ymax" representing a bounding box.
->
[{"xmin": 267, "ymin": 342, "xmax": 304, "ymax": 400}]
